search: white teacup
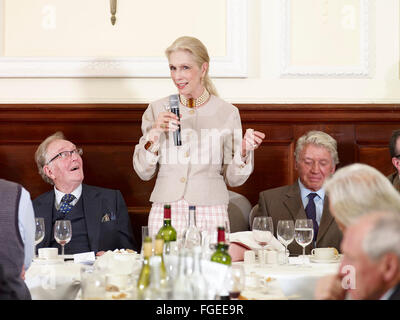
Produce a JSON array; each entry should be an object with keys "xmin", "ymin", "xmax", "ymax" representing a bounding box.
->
[
  {"xmin": 311, "ymin": 247, "xmax": 338, "ymax": 260},
  {"xmin": 38, "ymin": 248, "xmax": 58, "ymax": 260}
]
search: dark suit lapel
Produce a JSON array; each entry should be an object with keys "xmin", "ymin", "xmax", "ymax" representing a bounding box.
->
[
  {"xmin": 283, "ymin": 182, "xmax": 307, "ymax": 221},
  {"xmin": 389, "ymin": 284, "xmax": 400, "ymax": 300},
  {"xmin": 82, "ymin": 184, "xmax": 102, "ymax": 252},
  {"xmin": 316, "ymin": 196, "xmax": 334, "ymax": 245}
]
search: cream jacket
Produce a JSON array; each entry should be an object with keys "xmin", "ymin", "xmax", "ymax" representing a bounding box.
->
[{"xmin": 133, "ymin": 95, "xmax": 254, "ymax": 205}]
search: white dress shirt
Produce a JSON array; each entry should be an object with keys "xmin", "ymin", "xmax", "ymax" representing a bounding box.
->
[
  {"xmin": 54, "ymin": 184, "xmax": 82, "ymax": 210},
  {"xmin": 18, "ymin": 187, "xmax": 35, "ymax": 269}
]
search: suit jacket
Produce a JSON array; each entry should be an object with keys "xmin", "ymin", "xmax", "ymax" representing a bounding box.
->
[
  {"xmin": 255, "ymin": 182, "xmax": 343, "ymax": 255},
  {"xmin": 389, "ymin": 284, "xmax": 400, "ymax": 300},
  {"xmin": 133, "ymin": 95, "xmax": 253, "ymax": 206},
  {"xmin": 33, "ymin": 184, "xmax": 138, "ymax": 253}
]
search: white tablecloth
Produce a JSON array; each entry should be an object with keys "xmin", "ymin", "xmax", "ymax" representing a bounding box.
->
[
  {"xmin": 238, "ymin": 255, "xmax": 340, "ymax": 300},
  {"xmin": 25, "ymin": 255, "xmax": 340, "ymax": 300},
  {"xmin": 25, "ymin": 260, "xmax": 81, "ymax": 300}
]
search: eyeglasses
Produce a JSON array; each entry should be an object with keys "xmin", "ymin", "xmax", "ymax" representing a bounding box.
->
[{"xmin": 46, "ymin": 148, "xmax": 83, "ymax": 165}]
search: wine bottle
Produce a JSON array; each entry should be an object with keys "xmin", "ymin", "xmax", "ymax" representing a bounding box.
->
[
  {"xmin": 183, "ymin": 205, "xmax": 202, "ymax": 250},
  {"xmin": 210, "ymin": 226, "xmax": 232, "ymax": 266},
  {"xmin": 154, "ymin": 234, "xmax": 167, "ymax": 285},
  {"xmin": 157, "ymin": 204, "xmax": 177, "ymax": 243},
  {"xmin": 143, "ymin": 256, "xmax": 168, "ymax": 300},
  {"xmin": 137, "ymin": 236, "xmax": 152, "ymax": 299}
]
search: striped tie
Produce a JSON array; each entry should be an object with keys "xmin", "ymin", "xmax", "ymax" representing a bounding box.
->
[{"xmin": 59, "ymin": 194, "xmax": 76, "ymax": 215}]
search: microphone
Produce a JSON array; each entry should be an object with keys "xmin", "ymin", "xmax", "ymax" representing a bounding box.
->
[{"xmin": 169, "ymin": 94, "xmax": 182, "ymax": 146}]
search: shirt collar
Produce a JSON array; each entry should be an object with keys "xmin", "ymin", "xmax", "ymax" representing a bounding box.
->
[
  {"xmin": 298, "ymin": 179, "xmax": 325, "ymax": 201},
  {"xmin": 54, "ymin": 184, "xmax": 82, "ymax": 206}
]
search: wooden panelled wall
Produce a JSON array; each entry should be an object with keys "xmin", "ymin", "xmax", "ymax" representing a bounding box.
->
[{"xmin": 1, "ymin": 104, "xmax": 399, "ymax": 243}]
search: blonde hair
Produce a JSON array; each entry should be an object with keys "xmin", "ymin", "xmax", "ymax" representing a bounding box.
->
[
  {"xmin": 294, "ymin": 130, "xmax": 339, "ymax": 165},
  {"xmin": 324, "ymin": 163, "xmax": 400, "ymax": 227},
  {"xmin": 35, "ymin": 131, "xmax": 65, "ymax": 185},
  {"xmin": 165, "ymin": 36, "xmax": 218, "ymax": 97}
]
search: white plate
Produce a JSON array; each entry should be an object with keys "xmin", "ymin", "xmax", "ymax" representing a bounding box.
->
[{"xmin": 309, "ymin": 255, "xmax": 341, "ymax": 264}]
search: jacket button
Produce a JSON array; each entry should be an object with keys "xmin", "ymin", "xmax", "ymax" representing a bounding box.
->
[{"xmin": 180, "ymin": 177, "xmax": 186, "ymax": 183}]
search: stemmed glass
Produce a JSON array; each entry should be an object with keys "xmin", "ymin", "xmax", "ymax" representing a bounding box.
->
[
  {"xmin": 294, "ymin": 219, "xmax": 314, "ymax": 266},
  {"xmin": 226, "ymin": 264, "xmax": 245, "ymax": 300},
  {"xmin": 34, "ymin": 217, "xmax": 45, "ymax": 258},
  {"xmin": 54, "ymin": 220, "xmax": 72, "ymax": 259},
  {"xmin": 252, "ymin": 217, "xmax": 274, "ymax": 266},
  {"xmin": 277, "ymin": 220, "xmax": 295, "ymax": 264}
]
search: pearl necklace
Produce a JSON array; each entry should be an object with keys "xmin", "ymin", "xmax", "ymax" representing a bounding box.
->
[{"xmin": 179, "ymin": 89, "xmax": 210, "ymax": 108}]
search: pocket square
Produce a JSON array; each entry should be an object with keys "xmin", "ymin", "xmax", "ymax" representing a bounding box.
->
[{"xmin": 101, "ymin": 213, "xmax": 111, "ymax": 222}]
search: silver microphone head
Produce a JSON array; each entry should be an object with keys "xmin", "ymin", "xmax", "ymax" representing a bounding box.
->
[{"xmin": 169, "ymin": 94, "xmax": 179, "ymax": 109}]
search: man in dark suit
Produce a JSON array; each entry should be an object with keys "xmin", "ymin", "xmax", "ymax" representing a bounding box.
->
[
  {"xmin": 388, "ymin": 129, "xmax": 400, "ymax": 192},
  {"xmin": 33, "ymin": 132, "xmax": 137, "ymax": 255},
  {"xmin": 254, "ymin": 131, "xmax": 342, "ymax": 255}
]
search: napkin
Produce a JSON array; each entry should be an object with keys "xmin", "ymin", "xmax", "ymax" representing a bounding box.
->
[
  {"xmin": 229, "ymin": 231, "xmax": 285, "ymax": 252},
  {"xmin": 94, "ymin": 250, "xmax": 141, "ymax": 275},
  {"xmin": 73, "ymin": 251, "xmax": 96, "ymax": 265}
]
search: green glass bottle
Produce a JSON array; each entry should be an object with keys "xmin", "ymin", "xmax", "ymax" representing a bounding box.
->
[
  {"xmin": 154, "ymin": 235, "xmax": 167, "ymax": 285},
  {"xmin": 157, "ymin": 204, "xmax": 177, "ymax": 243},
  {"xmin": 211, "ymin": 226, "xmax": 232, "ymax": 266},
  {"xmin": 137, "ymin": 236, "xmax": 153, "ymax": 299}
]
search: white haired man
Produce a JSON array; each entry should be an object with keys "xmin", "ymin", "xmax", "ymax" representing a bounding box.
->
[
  {"xmin": 33, "ymin": 132, "xmax": 137, "ymax": 255},
  {"xmin": 315, "ymin": 163, "xmax": 400, "ymax": 299},
  {"xmin": 316, "ymin": 211, "xmax": 400, "ymax": 300},
  {"xmin": 254, "ymin": 131, "xmax": 342, "ymax": 255}
]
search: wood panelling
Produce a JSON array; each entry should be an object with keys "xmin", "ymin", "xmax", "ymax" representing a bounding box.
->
[{"xmin": 1, "ymin": 103, "xmax": 400, "ymax": 243}]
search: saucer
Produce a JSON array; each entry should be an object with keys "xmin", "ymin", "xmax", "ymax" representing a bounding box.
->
[
  {"xmin": 33, "ymin": 257, "xmax": 64, "ymax": 265},
  {"xmin": 309, "ymin": 255, "xmax": 341, "ymax": 264}
]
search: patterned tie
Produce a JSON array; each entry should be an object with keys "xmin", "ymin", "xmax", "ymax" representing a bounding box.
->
[
  {"xmin": 59, "ymin": 194, "xmax": 76, "ymax": 215},
  {"xmin": 305, "ymin": 193, "xmax": 319, "ymax": 242}
]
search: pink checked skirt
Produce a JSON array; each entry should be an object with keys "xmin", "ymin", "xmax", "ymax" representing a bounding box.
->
[{"xmin": 148, "ymin": 198, "xmax": 229, "ymax": 239}]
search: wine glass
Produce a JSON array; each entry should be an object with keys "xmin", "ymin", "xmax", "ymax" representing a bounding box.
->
[
  {"xmin": 34, "ymin": 217, "xmax": 45, "ymax": 258},
  {"xmin": 294, "ymin": 219, "xmax": 314, "ymax": 266},
  {"xmin": 140, "ymin": 225, "xmax": 149, "ymax": 259},
  {"xmin": 226, "ymin": 264, "xmax": 245, "ymax": 300},
  {"xmin": 54, "ymin": 220, "xmax": 72, "ymax": 259},
  {"xmin": 252, "ymin": 217, "xmax": 273, "ymax": 266},
  {"xmin": 277, "ymin": 220, "xmax": 295, "ymax": 264}
]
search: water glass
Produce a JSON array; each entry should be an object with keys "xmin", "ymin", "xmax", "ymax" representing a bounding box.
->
[
  {"xmin": 34, "ymin": 217, "xmax": 45, "ymax": 257},
  {"xmin": 294, "ymin": 219, "xmax": 314, "ymax": 266},
  {"xmin": 80, "ymin": 265, "xmax": 106, "ymax": 300}
]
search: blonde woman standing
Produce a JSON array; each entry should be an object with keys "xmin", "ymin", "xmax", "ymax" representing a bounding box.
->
[{"xmin": 133, "ymin": 36, "xmax": 265, "ymax": 238}]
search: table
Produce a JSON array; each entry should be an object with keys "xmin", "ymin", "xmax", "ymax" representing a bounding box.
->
[
  {"xmin": 25, "ymin": 255, "xmax": 340, "ymax": 300},
  {"xmin": 238, "ymin": 255, "xmax": 340, "ymax": 300}
]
